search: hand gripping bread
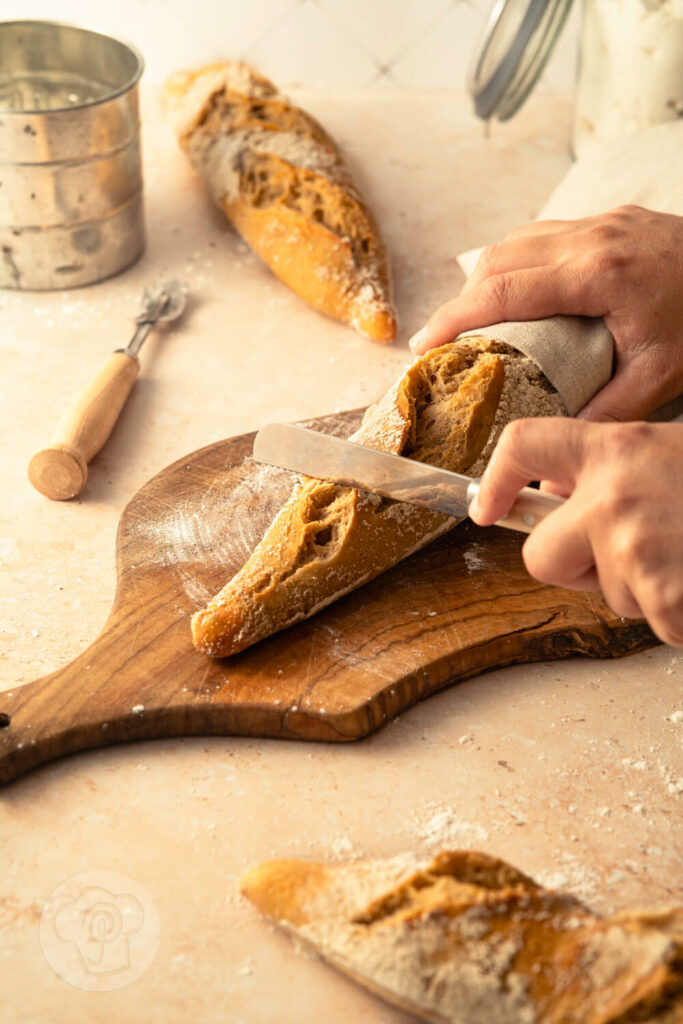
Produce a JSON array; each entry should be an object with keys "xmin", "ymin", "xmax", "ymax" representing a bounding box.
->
[
  {"xmin": 164, "ymin": 61, "xmax": 397, "ymax": 342},
  {"xmin": 191, "ymin": 338, "xmax": 566, "ymax": 658},
  {"xmin": 240, "ymin": 849, "xmax": 683, "ymax": 1024}
]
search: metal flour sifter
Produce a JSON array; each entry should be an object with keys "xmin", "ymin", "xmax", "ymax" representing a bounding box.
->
[{"xmin": 0, "ymin": 19, "xmax": 145, "ymax": 289}]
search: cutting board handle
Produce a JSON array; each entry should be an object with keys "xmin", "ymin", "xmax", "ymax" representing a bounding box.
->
[{"xmin": 0, "ymin": 632, "xmax": 133, "ymax": 784}]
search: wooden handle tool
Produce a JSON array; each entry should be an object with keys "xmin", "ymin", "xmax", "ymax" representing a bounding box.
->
[{"xmin": 28, "ymin": 279, "xmax": 187, "ymax": 500}]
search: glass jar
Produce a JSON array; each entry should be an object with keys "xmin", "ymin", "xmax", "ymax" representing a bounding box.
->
[
  {"xmin": 469, "ymin": 0, "xmax": 683, "ymax": 159},
  {"xmin": 572, "ymin": 0, "xmax": 683, "ymax": 157}
]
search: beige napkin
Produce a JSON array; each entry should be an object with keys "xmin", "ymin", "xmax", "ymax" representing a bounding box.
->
[{"xmin": 458, "ymin": 121, "xmax": 683, "ymax": 416}]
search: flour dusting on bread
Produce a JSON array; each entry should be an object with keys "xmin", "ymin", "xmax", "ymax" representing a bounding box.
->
[
  {"xmin": 241, "ymin": 850, "xmax": 683, "ymax": 1024},
  {"xmin": 190, "ymin": 338, "xmax": 567, "ymax": 658},
  {"xmin": 164, "ymin": 60, "xmax": 397, "ymax": 342}
]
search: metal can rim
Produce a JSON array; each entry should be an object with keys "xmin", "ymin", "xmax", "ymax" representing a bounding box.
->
[{"xmin": 0, "ymin": 19, "xmax": 145, "ymax": 115}]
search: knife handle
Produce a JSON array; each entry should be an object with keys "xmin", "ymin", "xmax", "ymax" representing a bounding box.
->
[{"xmin": 466, "ymin": 480, "xmax": 565, "ymax": 534}]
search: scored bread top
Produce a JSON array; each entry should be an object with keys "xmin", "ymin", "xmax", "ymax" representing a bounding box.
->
[
  {"xmin": 240, "ymin": 849, "xmax": 683, "ymax": 1024},
  {"xmin": 164, "ymin": 61, "xmax": 397, "ymax": 342},
  {"xmin": 190, "ymin": 338, "xmax": 509, "ymax": 657}
]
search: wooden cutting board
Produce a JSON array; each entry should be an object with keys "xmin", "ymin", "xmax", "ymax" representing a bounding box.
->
[{"xmin": 0, "ymin": 410, "xmax": 657, "ymax": 785}]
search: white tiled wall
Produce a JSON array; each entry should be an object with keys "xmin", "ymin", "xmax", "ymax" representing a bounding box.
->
[{"xmin": 1, "ymin": 0, "xmax": 580, "ymax": 93}]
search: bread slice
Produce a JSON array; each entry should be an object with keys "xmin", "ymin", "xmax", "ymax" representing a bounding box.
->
[
  {"xmin": 164, "ymin": 61, "xmax": 397, "ymax": 342},
  {"xmin": 191, "ymin": 337, "xmax": 565, "ymax": 658},
  {"xmin": 240, "ymin": 849, "xmax": 683, "ymax": 1024}
]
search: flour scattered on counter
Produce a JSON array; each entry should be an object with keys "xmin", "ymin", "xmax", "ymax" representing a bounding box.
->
[
  {"xmin": 411, "ymin": 803, "xmax": 490, "ymax": 848},
  {"xmin": 667, "ymin": 710, "xmax": 683, "ymax": 724},
  {"xmin": 131, "ymin": 704, "xmax": 145, "ymax": 715},
  {"xmin": 238, "ymin": 957, "xmax": 255, "ymax": 977},
  {"xmin": 621, "ymin": 757, "xmax": 649, "ymax": 771},
  {"xmin": 658, "ymin": 762, "xmax": 683, "ymax": 795},
  {"xmin": 535, "ymin": 854, "xmax": 600, "ymax": 902},
  {"xmin": 327, "ymin": 835, "xmax": 364, "ymax": 860}
]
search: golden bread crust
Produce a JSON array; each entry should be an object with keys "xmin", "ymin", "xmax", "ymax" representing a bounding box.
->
[
  {"xmin": 164, "ymin": 60, "xmax": 397, "ymax": 342},
  {"xmin": 240, "ymin": 849, "xmax": 683, "ymax": 1024},
  {"xmin": 191, "ymin": 338, "xmax": 506, "ymax": 657}
]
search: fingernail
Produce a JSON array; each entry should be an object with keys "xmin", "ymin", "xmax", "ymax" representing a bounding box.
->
[
  {"xmin": 408, "ymin": 325, "xmax": 428, "ymax": 354},
  {"xmin": 576, "ymin": 408, "xmax": 610, "ymax": 422}
]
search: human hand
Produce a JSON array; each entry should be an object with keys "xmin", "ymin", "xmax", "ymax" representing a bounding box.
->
[
  {"xmin": 409, "ymin": 206, "xmax": 683, "ymax": 422},
  {"xmin": 468, "ymin": 417, "xmax": 683, "ymax": 647}
]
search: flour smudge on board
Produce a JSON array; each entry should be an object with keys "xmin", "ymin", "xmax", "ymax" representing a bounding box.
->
[{"xmin": 130, "ymin": 461, "xmax": 294, "ymax": 602}]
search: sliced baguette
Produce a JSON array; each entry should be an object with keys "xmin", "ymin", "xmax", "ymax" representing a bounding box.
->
[{"xmin": 191, "ymin": 337, "xmax": 565, "ymax": 658}]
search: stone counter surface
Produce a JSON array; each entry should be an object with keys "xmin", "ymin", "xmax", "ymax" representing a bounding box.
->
[{"xmin": 1, "ymin": 89, "xmax": 681, "ymax": 1024}]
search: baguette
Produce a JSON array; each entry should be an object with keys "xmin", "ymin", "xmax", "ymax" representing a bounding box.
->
[
  {"xmin": 240, "ymin": 849, "xmax": 683, "ymax": 1024},
  {"xmin": 164, "ymin": 61, "xmax": 397, "ymax": 342},
  {"xmin": 191, "ymin": 338, "xmax": 566, "ymax": 658}
]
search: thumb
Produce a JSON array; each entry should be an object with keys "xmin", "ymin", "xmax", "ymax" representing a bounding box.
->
[{"xmin": 577, "ymin": 361, "xmax": 660, "ymax": 423}]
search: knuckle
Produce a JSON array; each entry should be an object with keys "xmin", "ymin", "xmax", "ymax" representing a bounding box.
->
[
  {"xmin": 588, "ymin": 488, "xmax": 623, "ymax": 524},
  {"xmin": 586, "ymin": 219, "xmax": 623, "ymax": 245},
  {"xmin": 623, "ymin": 526, "xmax": 653, "ymax": 566},
  {"xmin": 607, "ymin": 521, "xmax": 656, "ymax": 579},
  {"xmin": 504, "ymin": 220, "xmax": 535, "ymax": 240},
  {"xmin": 477, "ymin": 242, "xmax": 505, "ymax": 275},
  {"xmin": 610, "ymin": 203, "xmax": 645, "ymax": 219},
  {"xmin": 497, "ymin": 417, "xmax": 530, "ymax": 456},
  {"xmin": 478, "ymin": 272, "xmax": 512, "ymax": 313},
  {"xmin": 599, "ymin": 421, "xmax": 655, "ymax": 460},
  {"xmin": 584, "ymin": 245, "xmax": 627, "ymax": 280}
]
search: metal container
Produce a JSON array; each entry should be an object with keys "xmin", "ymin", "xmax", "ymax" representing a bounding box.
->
[
  {"xmin": 468, "ymin": 0, "xmax": 683, "ymax": 159},
  {"xmin": 0, "ymin": 20, "xmax": 144, "ymax": 290},
  {"xmin": 573, "ymin": 0, "xmax": 683, "ymax": 158}
]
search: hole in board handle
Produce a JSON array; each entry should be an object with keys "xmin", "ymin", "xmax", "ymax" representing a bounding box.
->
[{"xmin": 0, "ymin": 713, "xmax": 11, "ymax": 728}]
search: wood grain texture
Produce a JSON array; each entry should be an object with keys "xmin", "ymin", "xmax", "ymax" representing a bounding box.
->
[{"xmin": 0, "ymin": 410, "xmax": 657, "ymax": 785}]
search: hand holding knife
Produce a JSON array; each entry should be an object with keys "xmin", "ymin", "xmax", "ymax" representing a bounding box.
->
[{"xmin": 253, "ymin": 422, "xmax": 563, "ymax": 534}]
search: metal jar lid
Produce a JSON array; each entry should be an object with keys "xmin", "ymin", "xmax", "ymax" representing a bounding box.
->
[{"xmin": 468, "ymin": 0, "xmax": 574, "ymax": 122}]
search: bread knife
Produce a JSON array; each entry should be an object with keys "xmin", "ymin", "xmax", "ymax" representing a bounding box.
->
[{"xmin": 253, "ymin": 422, "xmax": 564, "ymax": 534}]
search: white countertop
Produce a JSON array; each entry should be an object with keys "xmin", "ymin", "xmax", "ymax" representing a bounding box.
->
[{"xmin": 1, "ymin": 87, "xmax": 681, "ymax": 1024}]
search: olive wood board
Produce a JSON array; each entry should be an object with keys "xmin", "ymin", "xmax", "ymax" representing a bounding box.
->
[{"xmin": 0, "ymin": 409, "xmax": 657, "ymax": 785}]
